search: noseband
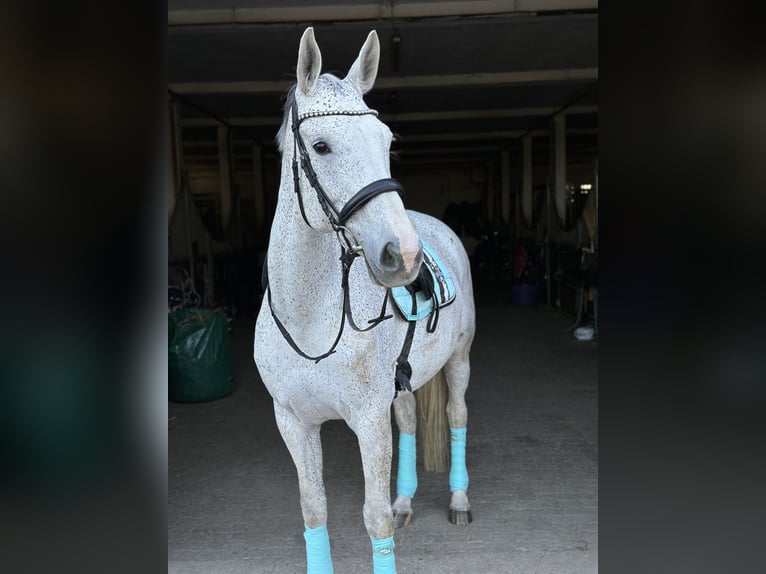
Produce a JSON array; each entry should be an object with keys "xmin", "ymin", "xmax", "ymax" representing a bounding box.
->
[{"xmin": 266, "ymin": 100, "xmax": 415, "ymax": 389}]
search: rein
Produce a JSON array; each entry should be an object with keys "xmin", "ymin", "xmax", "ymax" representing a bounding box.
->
[{"xmin": 266, "ymin": 101, "xmax": 408, "ymax": 371}]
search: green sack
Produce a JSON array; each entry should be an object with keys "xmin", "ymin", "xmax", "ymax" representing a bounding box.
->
[{"xmin": 169, "ymin": 308, "xmax": 234, "ymax": 402}]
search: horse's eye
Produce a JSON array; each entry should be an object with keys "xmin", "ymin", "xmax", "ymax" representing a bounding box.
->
[{"xmin": 312, "ymin": 141, "xmax": 331, "ymax": 155}]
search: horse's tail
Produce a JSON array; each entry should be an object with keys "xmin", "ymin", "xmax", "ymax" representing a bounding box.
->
[{"xmin": 416, "ymin": 369, "xmax": 449, "ymax": 472}]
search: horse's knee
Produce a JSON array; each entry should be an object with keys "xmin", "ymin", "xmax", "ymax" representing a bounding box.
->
[
  {"xmin": 363, "ymin": 500, "xmax": 394, "ymax": 539},
  {"xmin": 300, "ymin": 491, "xmax": 328, "ymax": 528}
]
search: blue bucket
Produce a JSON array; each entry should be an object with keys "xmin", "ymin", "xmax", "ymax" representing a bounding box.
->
[{"xmin": 510, "ymin": 283, "xmax": 538, "ymax": 306}]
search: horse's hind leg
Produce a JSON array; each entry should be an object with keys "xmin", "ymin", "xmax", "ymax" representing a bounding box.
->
[
  {"xmin": 273, "ymin": 402, "xmax": 334, "ymax": 574},
  {"xmin": 444, "ymin": 350, "xmax": 473, "ymax": 525},
  {"xmin": 392, "ymin": 391, "xmax": 417, "ymax": 528}
]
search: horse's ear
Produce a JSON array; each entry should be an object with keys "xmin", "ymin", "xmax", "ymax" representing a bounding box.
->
[
  {"xmin": 345, "ymin": 30, "xmax": 380, "ymax": 95},
  {"xmin": 297, "ymin": 27, "xmax": 322, "ymax": 96}
]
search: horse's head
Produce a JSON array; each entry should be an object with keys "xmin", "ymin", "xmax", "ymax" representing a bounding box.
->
[{"xmin": 278, "ymin": 28, "xmax": 423, "ymax": 288}]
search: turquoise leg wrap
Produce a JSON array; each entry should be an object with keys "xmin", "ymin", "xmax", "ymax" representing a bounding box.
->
[
  {"xmin": 396, "ymin": 433, "xmax": 417, "ymax": 498},
  {"xmin": 371, "ymin": 536, "xmax": 397, "ymax": 574},
  {"xmin": 303, "ymin": 524, "xmax": 334, "ymax": 574},
  {"xmin": 449, "ymin": 427, "xmax": 469, "ymax": 492}
]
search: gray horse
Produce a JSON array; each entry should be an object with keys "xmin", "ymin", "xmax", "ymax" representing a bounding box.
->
[{"xmin": 254, "ymin": 28, "xmax": 476, "ymax": 574}]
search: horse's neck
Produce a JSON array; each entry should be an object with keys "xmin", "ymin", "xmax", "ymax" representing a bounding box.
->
[{"xmin": 267, "ymin": 190, "xmax": 343, "ymax": 317}]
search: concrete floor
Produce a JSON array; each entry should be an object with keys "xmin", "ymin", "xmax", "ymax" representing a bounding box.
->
[{"xmin": 169, "ymin": 278, "xmax": 598, "ymax": 573}]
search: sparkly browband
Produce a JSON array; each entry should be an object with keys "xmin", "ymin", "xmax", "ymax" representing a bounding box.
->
[{"xmin": 297, "ymin": 108, "xmax": 379, "ymax": 122}]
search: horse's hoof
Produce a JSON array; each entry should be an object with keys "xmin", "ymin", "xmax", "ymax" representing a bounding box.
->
[
  {"xmin": 393, "ymin": 510, "xmax": 413, "ymax": 529},
  {"xmin": 449, "ymin": 508, "xmax": 473, "ymax": 526}
]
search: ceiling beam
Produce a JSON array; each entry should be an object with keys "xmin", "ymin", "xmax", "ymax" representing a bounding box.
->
[
  {"xmin": 388, "ymin": 105, "xmax": 597, "ymax": 122},
  {"xmin": 169, "ymin": 68, "xmax": 598, "ymax": 95},
  {"xmin": 182, "ymin": 116, "xmax": 281, "ymax": 128},
  {"xmin": 399, "ymin": 128, "xmax": 597, "ymax": 142},
  {"xmin": 179, "ymin": 105, "xmax": 598, "ymax": 127},
  {"xmin": 397, "ymin": 146, "xmax": 502, "ymax": 155},
  {"xmin": 392, "ymin": 157, "xmax": 494, "ymax": 166},
  {"xmin": 401, "ymin": 131, "xmax": 527, "ymax": 142},
  {"xmin": 169, "ymin": 1, "xmax": 599, "ymax": 27}
]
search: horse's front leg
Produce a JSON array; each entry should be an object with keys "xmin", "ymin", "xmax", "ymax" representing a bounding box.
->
[
  {"xmin": 273, "ymin": 402, "xmax": 334, "ymax": 574},
  {"xmin": 392, "ymin": 391, "xmax": 417, "ymax": 528},
  {"xmin": 353, "ymin": 409, "xmax": 397, "ymax": 574}
]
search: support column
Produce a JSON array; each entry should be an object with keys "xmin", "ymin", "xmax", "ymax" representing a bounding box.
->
[
  {"xmin": 252, "ymin": 144, "xmax": 266, "ymax": 246},
  {"xmin": 593, "ymin": 159, "xmax": 599, "ymax": 249},
  {"xmin": 170, "ymin": 98, "xmax": 195, "ymax": 285},
  {"xmin": 521, "ymin": 136, "xmax": 532, "ymax": 228},
  {"xmin": 500, "ymin": 149, "xmax": 511, "ymax": 228},
  {"xmin": 545, "ymin": 125, "xmax": 555, "ymax": 307},
  {"xmin": 553, "ymin": 113, "xmax": 567, "ymax": 228},
  {"xmin": 218, "ymin": 125, "xmax": 233, "ymax": 234},
  {"xmin": 167, "ymin": 97, "xmax": 180, "ymax": 224},
  {"xmin": 484, "ymin": 160, "xmax": 494, "ymax": 226}
]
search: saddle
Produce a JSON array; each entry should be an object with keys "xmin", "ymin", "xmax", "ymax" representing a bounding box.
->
[{"xmin": 391, "ymin": 240, "xmax": 455, "ymax": 330}]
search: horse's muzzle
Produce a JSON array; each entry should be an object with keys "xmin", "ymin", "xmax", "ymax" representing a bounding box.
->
[{"xmin": 372, "ymin": 239, "xmax": 424, "ymax": 288}]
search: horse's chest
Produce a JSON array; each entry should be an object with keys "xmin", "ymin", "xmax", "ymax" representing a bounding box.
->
[
  {"xmin": 262, "ymin": 360, "xmax": 390, "ymax": 425},
  {"xmin": 254, "ymin": 311, "xmax": 392, "ymax": 418}
]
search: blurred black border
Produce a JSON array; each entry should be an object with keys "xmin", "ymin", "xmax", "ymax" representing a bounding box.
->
[
  {"xmin": 601, "ymin": 2, "xmax": 766, "ymax": 572},
  {"xmin": 1, "ymin": 1, "xmax": 167, "ymax": 572}
]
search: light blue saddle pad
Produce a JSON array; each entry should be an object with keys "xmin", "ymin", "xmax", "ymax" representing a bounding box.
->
[{"xmin": 391, "ymin": 240, "xmax": 456, "ymax": 321}]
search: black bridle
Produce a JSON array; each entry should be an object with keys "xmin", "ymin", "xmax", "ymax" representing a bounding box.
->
[
  {"xmin": 266, "ymin": 101, "xmax": 415, "ymax": 390},
  {"xmin": 289, "ymin": 104, "xmax": 404, "ymax": 239}
]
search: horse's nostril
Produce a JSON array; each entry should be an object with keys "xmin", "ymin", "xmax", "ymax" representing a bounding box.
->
[{"xmin": 380, "ymin": 241, "xmax": 400, "ymax": 271}]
